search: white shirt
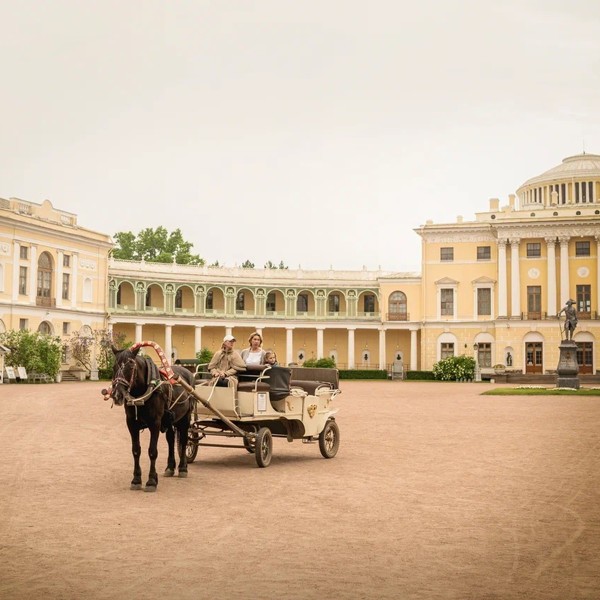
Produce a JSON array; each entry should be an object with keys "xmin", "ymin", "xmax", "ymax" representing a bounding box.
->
[{"xmin": 245, "ymin": 351, "xmax": 263, "ymax": 365}]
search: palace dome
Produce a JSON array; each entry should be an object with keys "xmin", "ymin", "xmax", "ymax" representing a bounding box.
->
[{"xmin": 516, "ymin": 153, "xmax": 600, "ymax": 207}]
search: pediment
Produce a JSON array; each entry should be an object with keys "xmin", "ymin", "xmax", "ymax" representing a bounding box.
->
[
  {"xmin": 435, "ymin": 277, "xmax": 459, "ymax": 285},
  {"xmin": 472, "ymin": 276, "xmax": 496, "ymax": 284}
]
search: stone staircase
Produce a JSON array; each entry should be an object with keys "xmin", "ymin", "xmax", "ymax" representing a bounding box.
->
[{"xmin": 60, "ymin": 371, "xmax": 82, "ymax": 382}]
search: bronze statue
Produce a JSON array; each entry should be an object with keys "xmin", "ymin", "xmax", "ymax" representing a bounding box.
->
[{"xmin": 558, "ymin": 299, "xmax": 577, "ymax": 341}]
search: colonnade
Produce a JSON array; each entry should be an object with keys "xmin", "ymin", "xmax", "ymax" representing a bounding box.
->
[
  {"xmin": 127, "ymin": 321, "xmax": 419, "ymax": 370},
  {"xmin": 496, "ymin": 237, "xmax": 600, "ymax": 318}
]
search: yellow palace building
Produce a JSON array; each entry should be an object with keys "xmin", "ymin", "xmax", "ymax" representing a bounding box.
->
[{"xmin": 2, "ymin": 152, "xmax": 600, "ymax": 377}]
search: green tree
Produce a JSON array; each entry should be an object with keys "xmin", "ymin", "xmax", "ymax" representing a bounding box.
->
[
  {"xmin": 303, "ymin": 357, "xmax": 336, "ymax": 368},
  {"xmin": 196, "ymin": 347, "xmax": 214, "ymax": 366},
  {"xmin": 264, "ymin": 260, "xmax": 289, "ymax": 269},
  {"xmin": 0, "ymin": 330, "xmax": 62, "ymax": 379},
  {"xmin": 241, "ymin": 260, "xmax": 255, "ymax": 269},
  {"xmin": 112, "ymin": 227, "xmax": 204, "ymax": 265},
  {"xmin": 69, "ymin": 329, "xmax": 130, "ymax": 379}
]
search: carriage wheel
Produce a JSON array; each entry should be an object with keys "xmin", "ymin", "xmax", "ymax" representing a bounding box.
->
[
  {"xmin": 186, "ymin": 432, "xmax": 199, "ymax": 463},
  {"xmin": 254, "ymin": 428, "xmax": 272, "ymax": 468},
  {"xmin": 318, "ymin": 419, "xmax": 340, "ymax": 459}
]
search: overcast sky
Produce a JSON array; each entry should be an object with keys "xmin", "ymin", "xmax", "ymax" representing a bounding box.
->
[{"xmin": 1, "ymin": 1, "xmax": 599, "ymax": 272}]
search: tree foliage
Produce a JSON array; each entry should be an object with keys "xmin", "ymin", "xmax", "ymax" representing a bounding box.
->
[
  {"xmin": 0, "ymin": 330, "xmax": 62, "ymax": 378},
  {"xmin": 264, "ymin": 260, "xmax": 289, "ymax": 269},
  {"xmin": 196, "ymin": 347, "xmax": 214, "ymax": 365},
  {"xmin": 241, "ymin": 260, "xmax": 255, "ymax": 269},
  {"xmin": 69, "ymin": 328, "xmax": 130, "ymax": 379},
  {"xmin": 112, "ymin": 227, "xmax": 204, "ymax": 265},
  {"xmin": 302, "ymin": 357, "xmax": 336, "ymax": 368}
]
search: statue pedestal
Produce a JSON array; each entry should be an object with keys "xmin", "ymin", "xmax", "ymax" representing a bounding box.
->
[{"xmin": 556, "ymin": 340, "xmax": 579, "ymax": 389}]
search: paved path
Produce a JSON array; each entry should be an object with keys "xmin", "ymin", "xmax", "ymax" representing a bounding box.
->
[{"xmin": 1, "ymin": 381, "xmax": 599, "ymax": 599}]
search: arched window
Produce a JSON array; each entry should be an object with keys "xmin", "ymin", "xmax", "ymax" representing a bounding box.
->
[
  {"xmin": 37, "ymin": 251, "xmax": 53, "ymax": 305},
  {"xmin": 297, "ymin": 294, "xmax": 308, "ymax": 312},
  {"xmin": 388, "ymin": 291, "xmax": 407, "ymax": 320}
]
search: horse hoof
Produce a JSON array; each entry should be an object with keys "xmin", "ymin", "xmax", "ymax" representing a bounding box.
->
[
  {"xmin": 144, "ymin": 485, "xmax": 157, "ymax": 493},
  {"xmin": 130, "ymin": 483, "xmax": 143, "ymax": 490},
  {"xmin": 164, "ymin": 469, "xmax": 175, "ymax": 477},
  {"xmin": 178, "ymin": 471, "xmax": 188, "ymax": 478}
]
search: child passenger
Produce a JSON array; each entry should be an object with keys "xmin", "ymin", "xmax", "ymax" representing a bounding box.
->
[{"xmin": 264, "ymin": 351, "xmax": 278, "ymax": 366}]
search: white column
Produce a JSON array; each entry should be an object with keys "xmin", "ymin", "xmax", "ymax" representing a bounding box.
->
[
  {"xmin": 545, "ymin": 237, "xmax": 557, "ymax": 316},
  {"xmin": 410, "ymin": 329, "xmax": 418, "ymax": 371},
  {"xmin": 497, "ymin": 240, "xmax": 507, "ymax": 317},
  {"xmin": 559, "ymin": 236, "xmax": 570, "ymax": 304},
  {"xmin": 597, "ymin": 238, "xmax": 600, "ymax": 314},
  {"xmin": 28, "ymin": 245, "xmax": 37, "ymax": 304},
  {"xmin": 165, "ymin": 325, "xmax": 172, "ymax": 362},
  {"xmin": 12, "ymin": 242, "xmax": 20, "ymax": 302},
  {"xmin": 194, "ymin": 326, "xmax": 202, "ymax": 354},
  {"xmin": 316, "ymin": 327, "xmax": 324, "ymax": 359},
  {"xmin": 378, "ymin": 328, "xmax": 386, "ymax": 370},
  {"xmin": 71, "ymin": 254, "xmax": 78, "ymax": 308},
  {"xmin": 510, "ymin": 239, "xmax": 521, "ymax": 317},
  {"xmin": 285, "ymin": 328, "xmax": 294, "ymax": 366},
  {"xmin": 55, "ymin": 250, "xmax": 63, "ymax": 307},
  {"xmin": 347, "ymin": 328, "xmax": 355, "ymax": 369},
  {"xmin": 135, "ymin": 323, "xmax": 143, "ymax": 343}
]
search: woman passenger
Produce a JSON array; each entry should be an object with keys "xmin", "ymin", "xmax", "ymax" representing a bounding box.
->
[{"xmin": 240, "ymin": 332, "xmax": 266, "ymax": 367}]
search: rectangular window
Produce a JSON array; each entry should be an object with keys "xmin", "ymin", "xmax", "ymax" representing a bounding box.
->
[
  {"xmin": 526, "ymin": 243, "xmax": 541, "ymax": 258},
  {"xmin": 145, "ymin": 288, "xmax": 151, "ymax": 307},
  {"xmin": 62, "ymin": 273, "xmax": 70, "ymax": 300},
  {"xmin": 175, "ymin": 288, "xmax": 182, "ymax": 309},
  {"xmin": 527, "ymin": 286, "xmax": 542, "ymax": 319},
  {"xmin": 576, "ymin": 284, "xmax": 591, "ymax": 316},
  {"xmin": 477, "ymin": 288, "xmax": 491, "ymax": 316},
  {"xmin": 62, "ymin": 322, "xmax": 70, "ymax": 335},
  {"xmin": 477, "ymin": 342, "xmax": 492, "ymax": 368},
  {"xmin": 328, "ymin": 294, "xmax": 340, "ymax": 313},
  {"xmin": 63, "ymin": 254, "xmax": 71, "ymax": 267},
  {"xmin": 440, "ymin": 288, "xmax": 454, "ymax": 316},
  {"xmin": 20, "ymin": 246, "xmax": 28, "ymax": 260},
  {"xmin": 575, "ymin": 241, "xmax": 590, "ymax": 256},
  {"xmin": 266, "ymin": 292, "xmax": 276, "ymax": 312},
  {"xmin": 206, "ymin": 290, "xmax": 213, "ymax": 310},
  {"xmin": 440, "ymin": 247, "xmax": 454, "ymax": 262},
  {"xmin": 19, "ymin": 266, "xmax": 27, "ymax": 295},
  {"xmin": 19, "ymin": 318, "xmax": 28, "ymax": 331},
  {"xmin": 477, "ymin": 246, "xmax": 491, "ymax": 260},
  {"xmin": 364, "ymin": 294, "xmax": 375, "ymax": 313},
  {"xmin": 440, "ymin": 343, "xmax": 454, "ymax": 359}
]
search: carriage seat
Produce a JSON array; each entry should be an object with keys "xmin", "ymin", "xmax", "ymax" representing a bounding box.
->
[{"xmin": 237, "ymin": 381, "xmax": 271, "ymax": 393}]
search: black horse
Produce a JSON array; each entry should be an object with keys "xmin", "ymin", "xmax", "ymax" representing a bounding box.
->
[{"xmin": 110, "ymin": 345, "xmax": 195, "ymax": 492}]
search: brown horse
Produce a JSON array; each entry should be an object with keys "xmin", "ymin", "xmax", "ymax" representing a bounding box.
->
[{"xmin": 110, "ymin": 345, "xmax": 195, "ymax": 492}]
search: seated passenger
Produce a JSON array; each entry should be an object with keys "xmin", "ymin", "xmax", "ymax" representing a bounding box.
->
[
  {"xmin": 264, "ymin": 350, "xmax": 278, "ymax": 367},
  {"xmin": 240, "ymin": 332, "xmax": 266, "ymax": 367},
  {"xmin": 208, "ymin": 335, "xmax": 246, "ymax": 388}
]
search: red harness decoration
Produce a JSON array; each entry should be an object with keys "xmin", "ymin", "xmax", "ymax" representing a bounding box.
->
[{"xmin": 130, "ymin": 341, "xmax": 177, "ymax": 383}]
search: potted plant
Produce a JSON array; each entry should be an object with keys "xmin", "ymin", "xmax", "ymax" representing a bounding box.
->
[{"xmin": 493, "ymin": 363, "xmax": 506, "ymax": 375}]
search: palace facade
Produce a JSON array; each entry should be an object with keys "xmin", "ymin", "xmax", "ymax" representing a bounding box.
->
[{"xmin": 2, "ymin": 152, "xmax": 600, "ymax": 376}]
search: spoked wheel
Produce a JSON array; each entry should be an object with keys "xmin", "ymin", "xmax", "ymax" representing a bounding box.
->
[
  {"xmin": 318, "ymin": 419, "xmax": 340, "ymax": 459},
  {"xmin": 254, "ymin": 427, "xmax": 273, "ymax": 468},
  {"xmin": 186, "ymin": 432, "xmax": 199, "ymax": 463}
]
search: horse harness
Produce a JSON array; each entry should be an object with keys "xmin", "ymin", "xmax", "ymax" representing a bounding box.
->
[{"xmin": 112, "ymin": 356, "xmax": 191, "ymax": 412}]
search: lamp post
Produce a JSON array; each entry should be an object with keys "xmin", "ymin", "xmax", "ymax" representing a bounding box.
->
[{"xmin": 473, "ymin": 343, "xmax": 481, "ymax": 382}]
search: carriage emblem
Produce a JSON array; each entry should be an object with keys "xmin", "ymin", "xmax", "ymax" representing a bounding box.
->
[{"xmin": 307, "ymin": 404, "xmax": 317, "ymax": 418}]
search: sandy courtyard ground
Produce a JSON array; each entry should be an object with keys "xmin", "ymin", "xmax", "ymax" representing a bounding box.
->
[{"xmin": 1, "ymin": 380, "xmax": 599, "ymax": 600}]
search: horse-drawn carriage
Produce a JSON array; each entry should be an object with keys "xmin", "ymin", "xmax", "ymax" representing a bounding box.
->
[
  {"xmin": 106, "ymin": 342, "xmax": 341, "ymax": 490},
  {"xmin": 186, "ymin": 364, "xmax": 341, "ymax": 468}
]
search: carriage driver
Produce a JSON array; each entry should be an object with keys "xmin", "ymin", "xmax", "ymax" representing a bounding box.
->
[{"xmin": 208, "ymin": 335, "xmax": 246, "ymax": 389}]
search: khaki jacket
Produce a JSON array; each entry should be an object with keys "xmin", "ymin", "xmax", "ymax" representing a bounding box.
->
[{"xmin": 208, "ymin": 349, "xmax": 246, "ymax": 378}]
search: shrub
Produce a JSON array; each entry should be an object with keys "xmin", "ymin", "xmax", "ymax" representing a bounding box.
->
[
  {"xmin": 339, "ymin": 369, "xmax": 387, "ymax": 380},
  {"xmin": 405, "ymin": 370, "xmax": 436, "ymax": 380},
  {"xmin": 302, "ymin": 357, "xmax": 336, "ymax": 368},
  {"xmin": 196, "ymin": 347, "xmax": 214, "ymax": 365},
  {"xmin": 0, "ymin": 329, "xmax": 62, "ymax": 378},
  {"xmin": 432, "ymin": 355, "xmax": 476, "ymax": 381}
]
